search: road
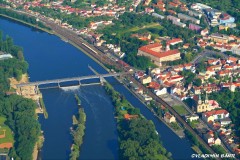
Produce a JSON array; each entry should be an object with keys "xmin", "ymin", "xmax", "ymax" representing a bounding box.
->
[{"xmin": 192, "ymin": 49, "xmax": 228, "ymax": 64}]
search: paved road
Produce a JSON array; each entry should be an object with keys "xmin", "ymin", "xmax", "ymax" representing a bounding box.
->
[{"xmin": 192, "ymin": 49, "xmax": 228, "ymax": 64}]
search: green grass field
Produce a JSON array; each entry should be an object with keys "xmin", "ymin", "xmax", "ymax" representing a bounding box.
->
[
  {"xmin": 172, "ymin": 105, "xmax": 188, "ymax": 115},
  {"xmin": 0, "ymin": 116, "xmax": 14, "ymax": 144},
  {"xmin": 117, "ymin": 23, "xmax": 163, "ymax": 35}
]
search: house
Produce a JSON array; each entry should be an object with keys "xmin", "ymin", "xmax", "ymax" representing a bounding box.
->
[
  {"xmin": 145, "ymin": 7, "xmax": 154, "ymax": 13},
  {"xmin": 202, "ymin": 109, "xmax": 229, "ymax": 122},
  {"xmin": 142, "ymin": 94, "xmax": 153, "ymax": 101},
  {"xmin": 219, "ymin": 118, "xmax": 232, "ymax": 126},
  {"xmin": 219, "ymin": 13, "xmax": 235, "ymax": 25},
  {"xmin": 169, "ymin": 2, "xmax": 178, "ymax": 8},
  {"xmin": 204, "ymin": 130, "xmax": 221, "ymax": 146},
  {"xmin": 124, "ymin": 114, "xmax": 138, "ymax": 120},
  {"xmin": 183, "ymin": 43, "xmax": 190, "ymax": 49},
  {"xmin": 135, "ymin": 71, "xmax": 146, "ymax": 79},
  {"xmin": 141, "ymin": 76, "xmax": 152, "ymax": 84},
  {"xmin": 201, "ymin": 29, "xmax": 209, "ymax": 36},
  {"xmin": 185, "ymin": 114, "xmax": 199, "ymax": 122},
  {"xmin": 154, "ymin": 87, "xmax": 167, "ymax": 96},
  {"xmin": 164, "ymin": 112, "xmax": 176, "ymax": 123},
  {"xmin": 167, "ymin": 38, "xmax": 183, "ymax": 45},
  {"xmin": 148, "ymin": 81, "xmax": 160, "ymax": 90}
]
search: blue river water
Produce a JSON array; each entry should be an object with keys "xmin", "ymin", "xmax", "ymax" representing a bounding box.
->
[{"xmin": 0, "ymin": 17, "xmax": 194, "ymax": 159}]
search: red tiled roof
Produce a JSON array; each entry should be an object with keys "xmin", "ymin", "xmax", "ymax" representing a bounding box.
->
[
  {"xmin": 148, "ymin": 81, "xmax": 160, "ymax": 89},
  {"xmin": 139, "ymin": 44, "xmax": 180, "ymax": 58},
  {"xmin": 167, "ymin": 38, "xmax": 183, "ymax": 45},
  {"xmin": 204, "ymin": 109, "xmax": 229, "ymax": 117},
  {"xmin": 124, "ymin": 114, "xmax": 138, "ymax": 120},
  {"xmin": 228, "ymin": 57, "xmax": 238, "ymax": 62}
]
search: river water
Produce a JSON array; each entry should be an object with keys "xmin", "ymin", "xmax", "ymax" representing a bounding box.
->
[{"xmin": 0, "ymin": 17, "xmax": 194, "ymax": 159}]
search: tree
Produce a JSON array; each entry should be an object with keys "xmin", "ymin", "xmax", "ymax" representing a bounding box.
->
[{"xmin": 193, "ymin": 78, "xmax": 202, "ymax": 87}]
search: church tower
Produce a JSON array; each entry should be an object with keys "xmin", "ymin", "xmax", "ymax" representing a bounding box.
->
[
  {"xmin": 198, "ymin": 94, "xmax": 202, "ymax": 104},
  {"xmin": 205, "ymin": 93, "xmax": 209, "ymax": 103}
]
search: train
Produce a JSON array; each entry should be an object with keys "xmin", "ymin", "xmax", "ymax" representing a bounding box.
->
[{"xmin": 81, "ymin": 43, "xmax": 98, "ymax": 54}]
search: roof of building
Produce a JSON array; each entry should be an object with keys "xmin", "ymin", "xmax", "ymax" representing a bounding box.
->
[
  {"xmin": 204, "ymin": 109, "xmax": 229, "ymax": 118},
  {"xmin": 139, "ymin": 44, "xmax": 180, "ymax": 58},
  {"xmin": 167, "ymin": 38, "xmax": 183, "ymax": 45}
]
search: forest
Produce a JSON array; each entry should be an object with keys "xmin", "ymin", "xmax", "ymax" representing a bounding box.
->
[{"xmin": 0, "ymin": 31, "xmax": 41, "ymax": 159}]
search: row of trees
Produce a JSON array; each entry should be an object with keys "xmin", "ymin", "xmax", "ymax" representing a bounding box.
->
[
  {"xmin": 104, "ymin": 82, "xmax": 172, "ymax": 159},
  {"xmin": 30, "ymin": 6, "xmax": 111, "ymax": 29},
  {"xmin": 0, "ymin": 7, "xmax": 50, "ymax": 30},
  {"xmin": 0, "ymin": 31, "xmax": 41, "ymax": 159}
]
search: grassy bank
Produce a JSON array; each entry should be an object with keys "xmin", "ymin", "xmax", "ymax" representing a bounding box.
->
[{"xmin": 39, "ymin": 98, "xmax": 48, "ymax": 119}]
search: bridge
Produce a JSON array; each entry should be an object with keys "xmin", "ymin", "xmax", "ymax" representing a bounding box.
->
[{"xmin": 16, "ymin": 72, "xmax": 124, "ymax": 88}]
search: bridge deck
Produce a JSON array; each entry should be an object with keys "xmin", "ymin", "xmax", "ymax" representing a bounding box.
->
[{"xmin": 17, "ymin": 73, "xmax": 123, "ymax": 87}]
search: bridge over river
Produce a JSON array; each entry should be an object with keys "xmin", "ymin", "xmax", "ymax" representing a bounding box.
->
[{"xmin": 16, "ymin": 72, "xmax": 124, "ymax": 88}]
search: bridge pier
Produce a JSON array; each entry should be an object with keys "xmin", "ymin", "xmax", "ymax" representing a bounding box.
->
[
  {"xmin": 58, "ymin": 82, "xmax": 61, "ymax": 88},
  {"xmin": 79, "ymin": 80, "xmax": 81, "ymax": 86},
  {"xmin": 100, "ymin": 76, "xmax": 104, "ymax": 85}
]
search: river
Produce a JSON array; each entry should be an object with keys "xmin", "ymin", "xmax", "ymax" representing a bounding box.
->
[{"xmin": 0, "ymin": 17, "xmax": 194, "ymax": 159}]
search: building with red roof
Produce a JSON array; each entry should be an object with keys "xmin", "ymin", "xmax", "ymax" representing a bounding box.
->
[
  {"xmin": 124, "ymin": 114, "xmax": 138, "ymax": 120},
  {"xmin": 202, "ymin": 109, "xmax": 229, "ymax": 122},
  {"xmin": 138, "ymin": 43, "xmax": 181, "ymax": 66},
  {"xmin": 167, "ymin": 38, "xmax": 183, "ymax": 45}
]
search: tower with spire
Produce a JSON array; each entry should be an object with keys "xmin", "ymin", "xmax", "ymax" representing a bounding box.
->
[
  {"xmin": 198, "ymin": 94, "xmax": 202, "ymax": 104},
  {"xmin": 205, "ymin": 93, "xmax": 208, "ymax": 103},
  {"xmin": 196, "ymin": 92, "xmax": 210, "ymax": 113}
]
